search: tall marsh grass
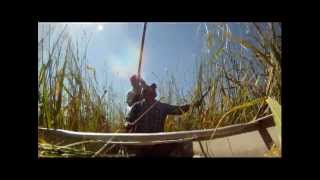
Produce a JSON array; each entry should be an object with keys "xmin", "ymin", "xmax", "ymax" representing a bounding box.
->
[
  {"xmin": 164, "ymin": 23, "xmax": 281, "ymax": 132},
  {"xmin": 38, "ymin": 22, "xmax": 281, "ymax": 137},
  {"xmin": 38, "ymin": 24, "xmax": 124, "ymax": 133}
]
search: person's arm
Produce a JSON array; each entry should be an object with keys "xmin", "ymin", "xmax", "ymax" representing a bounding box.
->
[
  {"xmin": 125, "ymin": 103, "xmax": 140, "ymax": 130},
  {"xmin": 127, "ymin": 78, "xmax": 147, "ymax": 106},
  {"xmin": 127, "ymin": 89, "xmax": 144, "ymax": 107},
  {"xmin": 165, "ymin": 104, "xmax": 191, "ymax": 115},
  {"xmin": 126, "ymin": 103, "xmax": 140, "ymax": 123},
  {"xmin": 140, "ymin": 78, "xmax": 148, "ymax": 89},
  {"xmin": 165, "ymin": 99, "xmax": 203, "ymax": 115},
  {"xmin": 126, "ymin": 91, "xmax": 136, "ymax": 107}
]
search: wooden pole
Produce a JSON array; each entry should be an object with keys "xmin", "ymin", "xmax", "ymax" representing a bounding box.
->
[{"xmin": 137, "ymin": 22, "xmax": 147, "ymax": 80}]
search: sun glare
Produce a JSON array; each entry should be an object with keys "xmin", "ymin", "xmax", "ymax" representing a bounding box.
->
[{"xmin": 97, "ymin": 25, "xmax": 104, "ymax": 31}]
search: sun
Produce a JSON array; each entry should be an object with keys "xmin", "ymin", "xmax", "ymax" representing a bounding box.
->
[{"xmin": 97, "ymin": 25, "xmax": 104, "ymax": 31}]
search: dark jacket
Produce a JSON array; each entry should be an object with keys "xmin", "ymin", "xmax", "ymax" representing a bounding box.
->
[
  {"xmin": 125, "ymin": 100, "xmax": 193, "ymax": 157},
  {"xmin": 126, "ymin": 100, "xmax": 190, "ymax": 133}
]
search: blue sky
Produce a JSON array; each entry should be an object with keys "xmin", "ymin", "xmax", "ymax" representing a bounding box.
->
[
  {"xmin": 38, "ymin": 22, "xmax": 278, "ymax": 107},
  {"xmin": 38, "ymin": 22, "xmax": 208, "ymax": 104},
  {"xmin": 93, "ymin": 23, "xmax": 204, "ymax": 94}
]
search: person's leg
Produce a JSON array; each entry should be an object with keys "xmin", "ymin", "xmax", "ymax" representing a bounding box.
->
[
  {"xmin": 169, "ymin": 141, "xmax": 194, "ymax": 157},
  {"xmin": 149, "ymin": 144, "xmax": 177, "ymax": 157},
  {"xmin": 181, "ymin": 141, "xmax": 194, "ymax": 157}
]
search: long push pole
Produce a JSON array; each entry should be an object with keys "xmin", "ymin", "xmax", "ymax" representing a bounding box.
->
[{"xmin": 137, "ymin": 22, "xmax": 147, "ymax": 80}]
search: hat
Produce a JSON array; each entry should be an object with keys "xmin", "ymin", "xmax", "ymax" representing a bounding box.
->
[{"xmin": 150, "ymin": 83, "xmax": 157, "ymax": 89}]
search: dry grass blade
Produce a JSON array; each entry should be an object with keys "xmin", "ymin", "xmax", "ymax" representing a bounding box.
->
[{"xmin": 209, "ymin": 97, "xmax": 267, "ymax": 139}]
